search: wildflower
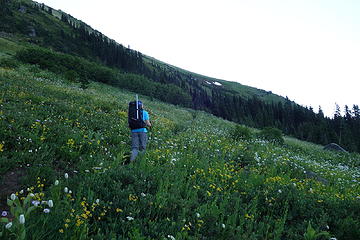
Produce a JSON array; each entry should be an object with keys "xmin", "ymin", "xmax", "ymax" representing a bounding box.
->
[
  {"xmin": 96, "ymin": 199, "xmax": 100, "ymax": 204},
  {"xmin": 48, "ymin": 200, "xmax": 54, "ymax": 207},
  {"xmin": 329, "ymin": 238, "xmax": 337, "ymax": 240},
  {"xmin": 19, "ymin": 214, "xmax": 25, "ymax": 224},
  {"xmin": 10, "ymin": 193, "xmax": 16, "ymax": 201},
  {"xmin": 196, "ymin": 213, "xmax": 200, "ymax": 218},
  {"xmin": 29, "ymin": 193, "xmax": 35, "ymax": 197},
  {"xmin": 43, "ymin": 208, "xmax": 50, "ymax": 213},
  {"xmin": 1, "ymin": 211, "xmax": 7, "ymax": 217},
  {"xmin": 141, "ymin": 192, "xmax": 146, "ymax": 197},
  {"xmin": 221, "ymin": 223, "xmax": 226, "ymax": 229},
  {"xmin": 278, "ymin": 189, "xmax": 282, "ymax": 193},
  {"xmin": 64, "ymin": 187, "xmax": 68, "ymax": 193},
  {"xmin": 126, "ymin": 216, "xmax": 134, "ymax": 221},
  {"xmin": 167, "ymin": 235, "xmax": 176, "ymax": 240},
  {"xmin": 32, "ymin": 200, "xmax": 40, "ymax": 206},
  {"xmin": 54, "ymin": 180, "xmax": 59, "ymax": 185},
  {"xmin": 0, "ymin": 143, "xmax": 4, "ymax": 152},
  {"xmin": 19, "ymin": 190, "xmax": 24, "ymax": 194},
  {"xmin": 5, "ymin": 222, "xmax": 12, "ymax": 229},
  {"xmin": 128, "ymin": 194, "xmax": 138, "ymax": 201},
  {"xmin": 64, "ymin": 173, "xmax": 69, "ymax": 179},
  {"xmin": 116, "ymin": 208, "xmax": 123, "ymax": 213},
  {"xmin": 59, "ymin": 229, "xmax": 64, "ymax": 233}
]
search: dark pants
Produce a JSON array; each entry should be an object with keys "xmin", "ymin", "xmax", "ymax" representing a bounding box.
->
[{"xmin": 130, "ymin": 132, "xmax": 148, "ymax": 161}]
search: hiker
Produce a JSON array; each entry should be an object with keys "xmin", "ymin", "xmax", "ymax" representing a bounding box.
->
[{"xmin": 128, "ymin": 100, "xmax": 151, "ymax": 162}]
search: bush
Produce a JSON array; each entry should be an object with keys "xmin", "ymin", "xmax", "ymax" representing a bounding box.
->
[
  {"xmin": 258, "ymin": 127, "xmax": 284, "ymax": 144},
  {"xmin": 0, "ymin": 57, "xmax": 20, "ymax": 68},
  {"xmin": 231, "ymin": 124, "xmax": 253, "ymax": 141}
]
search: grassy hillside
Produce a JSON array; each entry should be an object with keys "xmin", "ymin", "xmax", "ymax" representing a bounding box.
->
[
  {"xmin": 143, "ymin": 55, "xmax": 286, "ymax": 104},
  {"xmin": 3, "ymin": 0, "xmax": 360, "ymax": 154},
  {"xmin": 1, "ymin": 59, "xmax": 360, "ymax": 239}
]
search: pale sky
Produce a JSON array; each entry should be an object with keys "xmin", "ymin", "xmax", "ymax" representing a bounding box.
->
[{"xmin": 38, "ymin": 0, "xmax": 360, "ymax": 117}]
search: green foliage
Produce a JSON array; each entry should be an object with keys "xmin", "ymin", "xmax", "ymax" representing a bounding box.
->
[
  {"xmin": 1, "ymin": 40, "xmax": 360, "ymax": 240},
  {"xmin": 258, "ymin": 127, "xmax": 285, "ymax": 144},
  {"xmin": 303, "ymin": 221, "xmax": 330, "ymax": 240},
  {"xmin": 14, "ymin": 46, "xmax": 192, "ymax": 107},
  {"xmin": 231, "ymin": 124, "xmax": 253, "ymax": 141},
  {"xmin": 15, "ymin": 47, "xmax": 113, "ymax": 85},
  {"xmin": 0, "ymin": 57, "xmax": 20, "ymax": 69}
]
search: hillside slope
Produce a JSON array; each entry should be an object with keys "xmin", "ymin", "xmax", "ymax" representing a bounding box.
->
[
  {"xmin": 1, "ymin": 0, "xmax": 360, "ymax": 153},
  {"xmin": 1, "ymin": 58, "xmax": 360, "ymax": 239}
]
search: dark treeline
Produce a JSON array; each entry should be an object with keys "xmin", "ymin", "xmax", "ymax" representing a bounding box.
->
[{"xmin": 1, "ymin": 0, "xmax": 359, "ymax": 152}]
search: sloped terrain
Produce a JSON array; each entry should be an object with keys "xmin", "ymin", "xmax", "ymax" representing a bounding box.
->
[{"xmin": 0, "ymin": 62, "xmax": 359, "ymax": 239}]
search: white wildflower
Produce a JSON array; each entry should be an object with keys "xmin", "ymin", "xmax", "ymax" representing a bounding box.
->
[
  {"xmin": 19, "ymin": 214, "xmax": 25, "ymax": 224},
  {"xmin": 96, "ymin": 199, "xmax": 100, "ymax": 204},
  {"xmin": 141, "ymin": 193, "xmax": 146, "ymax": 197},
  {"xmin": 64, "ymin": 173, "xmax": 69, "ymax": 179},
  {"xmin": 32, "ymin": 200, "xmax": 40, "ymax": 206},
  {"xmin": 196, "ymin": 213, "xmax": 200, "ymax": 218},
  {"xmin": 19, "ymin": 190, "xmax": 24, "ymax": 194},
  {"xmin": 221, "ymin": 223, "xmax": 226, "ymax": 229},
  {"xmin": 43, "ymin": 208, "xmax": 50, "ymax": 213},
  {"xmin": 278, "ymin": 189, "xmax": 282, "ymax": 194},
  {"xmin": 167, "ymin": 235, "xmax": 176, "ymax": 240},
  {"xmin": 5, "ymin": 222, "xmax": 12, "ymax": 229},
  {"xmin": 126, "ymin": 216, "xmax": 134, "ymax": 221},
  {"xmin": 54, "ymin": 180, "xmax": 59, "ymax": 185},
  {"xmin": 48, "ymin": 200, "xmax": 54, "ymax": 208},
  {"xmin": 64, "ymin": 187, "xmax": 68, "ymax": 193},
  {"xmin": 10, "ymin": 193, "xmax": 16, "ymax": 201}
]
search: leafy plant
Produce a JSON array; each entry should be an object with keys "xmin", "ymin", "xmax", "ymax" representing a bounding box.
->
[
  {"xmin": 231, "ymin": 124, "xmax": 253, "ymax": 141},
  {"xmin": 258, "ymin": 127, "xmax": 284, "ymax": 144},
  {"xmin": 303, "ymin": 221, "xmax": 330, "ymax": 240}
]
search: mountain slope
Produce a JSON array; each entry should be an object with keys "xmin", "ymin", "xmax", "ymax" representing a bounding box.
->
[
  {"xmin": 1, "ymin": 0, "xmax": 360, "ymax": 154},
  {"xmin": 0, "ymin": 60, "xmax": 360, "ymax": 239}
]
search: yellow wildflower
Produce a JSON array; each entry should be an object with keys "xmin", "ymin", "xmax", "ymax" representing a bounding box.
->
[{"xmin": 128, "ymin": 194, "xmax": 138, "ymax": 201}]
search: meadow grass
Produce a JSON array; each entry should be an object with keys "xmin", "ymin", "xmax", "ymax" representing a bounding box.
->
[{"xmin": 0, "ymin": 64, "xmax": 359, "ymax": 239}]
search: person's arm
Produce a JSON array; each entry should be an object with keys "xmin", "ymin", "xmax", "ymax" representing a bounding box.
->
[{"xmin": 143, "ymin": 110, "xmax": 151, "ymax": 128}]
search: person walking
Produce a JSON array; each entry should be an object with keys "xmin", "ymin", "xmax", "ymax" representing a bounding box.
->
[{"xmin": 129, "ymin": 100, "xmax": 151, "ymax": 162}]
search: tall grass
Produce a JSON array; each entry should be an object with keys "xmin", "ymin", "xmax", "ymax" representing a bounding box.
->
[{"xmin": 0, "ymin": 64, "xmax": 359, "ymax": 239}]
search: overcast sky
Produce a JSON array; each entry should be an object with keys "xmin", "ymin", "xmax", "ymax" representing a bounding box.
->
[{"xmin": 38, "ymin": 0, "xmax": 360, "ymax": 117}]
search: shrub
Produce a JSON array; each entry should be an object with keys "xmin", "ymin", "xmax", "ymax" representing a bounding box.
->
[
  {"xmin": 258, "ymin": 127, "xmax": 284, "ymax": 144},
  {"xmin": 231, "ymin": 124, "xmax": 253, "ymax": 141},
  {"xmin": 0, "ymin": 57, "xmax": 20, "ymax": 68}
]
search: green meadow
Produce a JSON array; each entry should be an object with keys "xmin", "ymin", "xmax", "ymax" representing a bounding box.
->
[{"xmin": 0, "ymin": 62, "xmax": 360, "ymax": 239}]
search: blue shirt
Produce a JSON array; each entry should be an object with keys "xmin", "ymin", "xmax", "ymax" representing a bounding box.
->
[{"xmin": 131, "ymin": 110, "xmax": 149, "ymax": 133}]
